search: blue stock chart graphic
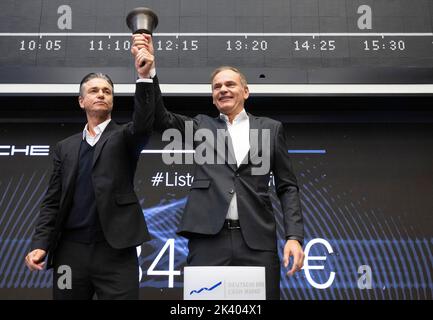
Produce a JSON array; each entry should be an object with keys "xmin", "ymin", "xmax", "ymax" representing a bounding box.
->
[{"xmin": 0, "ymin": 123, "xmax": 432, "ymax": 299}]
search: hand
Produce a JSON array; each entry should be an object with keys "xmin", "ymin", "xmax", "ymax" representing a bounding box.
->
[
  {"xmin": 283, "ymin": 240, "xmax": 304, "ymax": 276},
  {"xmin": 131, "ymin": 33, "xmax": 155, "ymax": 72},
  {"xmin": 131, "ymin": 33, "xmax": 154, "ymax": 55},
  {"xmin": 134, "ymin": 46, "xmax": 154, "ymax": 79},
  {"xmin": 25, "ymin": 249, "xmax": 47, "ymax": 271}
]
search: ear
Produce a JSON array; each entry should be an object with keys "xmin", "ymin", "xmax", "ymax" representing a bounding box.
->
[
  {"xmin": 243, "ymin": 85, "xmax": 250, "ymax": 100},
  {"xmin": 78, "ymin": 96, "xmax": 85, "ymax": 110},
  {"xmin": 211, "ymin": 88, "xmax": 217, "ymax": 106}
]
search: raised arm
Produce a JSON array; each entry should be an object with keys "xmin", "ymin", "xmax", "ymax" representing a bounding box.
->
[
  {"xmin": 132, "ymin": 34, "xmax": 199, "ymax": 136},
  {"xmin": 124, "ymin": 37, "xmax": 157, "ymax": 154}
]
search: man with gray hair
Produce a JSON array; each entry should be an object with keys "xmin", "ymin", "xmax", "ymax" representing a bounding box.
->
[
  {"xmin": 133, "ymin": 35, "xmax": 305, "ymax": 300},
  {"xmin": 24, "ymin": 43, "xmax": 155, "ymax": 299}
]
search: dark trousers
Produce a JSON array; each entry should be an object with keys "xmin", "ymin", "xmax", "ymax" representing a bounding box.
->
[
  {"xmin": 52, "ymin": 240, "xmax": 139, "ymax": 300},
  {"xmin": 186, "ymin": 227, "xmax": 281, "ymax": 300}
]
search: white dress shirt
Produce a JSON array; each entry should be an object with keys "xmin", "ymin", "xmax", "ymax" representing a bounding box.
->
[
  {"xmin": 136, "ymin": 68, "xmax": 156, "ymax": 83},
  {"xmin": 82, "ymin": 118, "xmax": 111, "ymax": 146},
  {"xmin": 219, "ymin": 109, "xmax": 250, "ymax": 220}
]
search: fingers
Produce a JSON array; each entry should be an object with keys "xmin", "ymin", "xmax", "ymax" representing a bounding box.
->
[
  {"xmin": 283, "ymin": 255, "xmax": 289, "ymax": 268},
  {"xmin": 283, "ymin": 241, "xmax": 305, "ymax": 277},
  {"xmin": 135, "ymin": 48, "xmax": 154, "ymax": 67},
  {"xmin": 135, "ymin": 47, "xmax": 154, "ymax": 77},
  {"xmin": 25, "ymin": 249, "xmax": 46, "ymax": 271},
  {"xmin": 33, "ymin": 249, "xmax": 46, "ymax": 263},
  {"xmin": 25, "ymin": 255, "xmax": 39, "ymax": 271},
  {"xmin": 131, "ymin": 34, "xmax": 155, "ymax": 76},
  {"xmin": 283, "ymin": 249, "xmax": 294, "ymax": 276},
  {"xmin": 287, "ymin": 264, "xmax": 297, "ymax": 277},
  {"xmin": 131, "ymin": 37, "xmax": 145, "ymax": 57},
  {"xmin": 298, "ymin": 251, "xmax": 305, "ymax": 269},
  {"xmin": 284, "ymin": 249, "xmax": 297, "ymax": 276},
  {"xmin": 132, "ymin": 34, "xmax": 152, "ymax": 50},
  {"xmin": 287, "ymin": 250, "xmax": 305, "ymax": 276},
  {"xmin": 24, "ymin": 253, "xmax": 33, "ymax": 270},
  {"xmin": 131, "ymin": 45, "xmax": 139, "ymax": 56}
]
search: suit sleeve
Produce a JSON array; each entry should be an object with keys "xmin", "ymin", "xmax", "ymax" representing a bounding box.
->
[
  {"xmin": 153, "ymin": 75, "xmax": 199, "ymax": 134},
  {"xmin": 30, "ymin": 142, "xmax": 62, "ymax": 251},
  {"xmin": 272, "ymin": 122, "xmax": 304, "ymax": 243},
  {"xmin": 124, "ymin": 82, "xmax": 156, "ymax": 156}
]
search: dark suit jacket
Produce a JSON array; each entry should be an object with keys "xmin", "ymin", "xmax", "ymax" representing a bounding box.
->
[
  {"xmin": 31, "ymin": 83, "xmax": 155, "ymax": 268},
  {"xmin": 152, "ymin": 77, "xmax": 303, "ymax": 252}
]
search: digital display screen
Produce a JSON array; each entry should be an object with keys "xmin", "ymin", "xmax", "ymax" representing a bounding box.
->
[{"xmin": 1, "ymin": 0, "xmax": 433, "ymax": 94}]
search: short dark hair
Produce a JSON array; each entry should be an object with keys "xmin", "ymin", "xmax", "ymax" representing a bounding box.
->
[{"xmin": 79, "ymin": 73, "xmax": 114, "ymax": 97}]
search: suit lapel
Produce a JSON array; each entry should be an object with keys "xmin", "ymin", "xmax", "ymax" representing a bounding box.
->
[
  {"xmin": 63, "ymin": 133, "xmax": 81, "ymax": 196},
  {"xmin": 92, "ymin": 120, "xmax": 117, "ymax": 168},
  {"xmin": 248, "ymin": 113, "xmax": 261, "ymax": 162},
  {"xmin": 214, "ymin": 117, "xmax": 237, "ymax": 172},
  {"xmin": 238, "ymin": 113, "xmax": 260, "ymax": 171}
]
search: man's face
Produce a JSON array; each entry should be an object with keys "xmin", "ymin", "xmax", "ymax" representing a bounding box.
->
[
  {"xmin": 212, "ymin": 70, "xmax": 249, "ymax": 118},
  {"xmin": 78, "ymin": 78, "xmax": 113, "ymax": 118}
]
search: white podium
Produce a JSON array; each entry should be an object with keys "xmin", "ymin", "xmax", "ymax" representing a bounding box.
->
[{"xmin": 183, "ymin": 266, "xmax": 266, "ymax": 300}]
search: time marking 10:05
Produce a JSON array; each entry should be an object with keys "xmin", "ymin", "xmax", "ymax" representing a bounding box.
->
[{"xmin": 19, "ymin": 39, "xmax": 62, "ymax": 51}]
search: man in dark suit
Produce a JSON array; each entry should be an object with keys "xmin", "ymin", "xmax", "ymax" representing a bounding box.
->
[
  {"xmin": 133, "ymin": 35, "xmax": 304, "ymax": 300},
  {"xmin": 24, "ymin": 43, "xmax": 155, "ymax": 299}
]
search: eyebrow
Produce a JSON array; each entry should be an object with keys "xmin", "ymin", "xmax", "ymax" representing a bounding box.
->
[
  {"xmin": 88, "ymin": 86, "xmax": 112, "ymax": 92},
  {"xmin": 213, "ymin": 80, "xmax": 236, "ymax": 87}
]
